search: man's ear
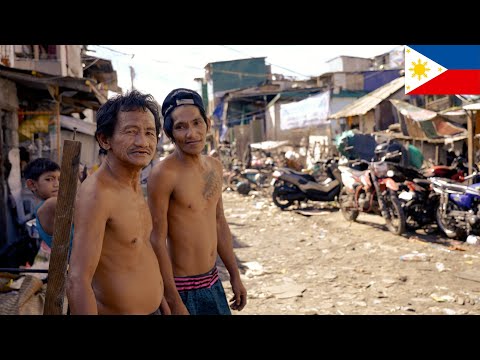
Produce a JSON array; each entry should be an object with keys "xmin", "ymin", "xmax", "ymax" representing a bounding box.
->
[
  {"xmin": 26, "ymin": 179, "xmax": 36, "ymax": 192},
  {"xmin": 206, "ymin": 116, "xmax": 212, "ymax": 131},
  {"xmin": 96, "ymin": 133, "xmax": 111, "ymax": 151}
]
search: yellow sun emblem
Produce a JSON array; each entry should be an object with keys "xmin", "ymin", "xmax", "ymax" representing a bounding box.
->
[{"xmin": 409, "ymin": 59, "xmax": 430, "ymax": 81}]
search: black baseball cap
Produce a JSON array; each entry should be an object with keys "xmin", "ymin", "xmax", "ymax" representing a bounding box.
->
[{"xmin": 161, "ymin": 88, "xmax": 206, "ymax": 120}]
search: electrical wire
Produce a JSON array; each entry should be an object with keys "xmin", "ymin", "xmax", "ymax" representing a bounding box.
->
[{"xmin": 219, "ymin": 45, "xmax": 312, "ymax": 78}]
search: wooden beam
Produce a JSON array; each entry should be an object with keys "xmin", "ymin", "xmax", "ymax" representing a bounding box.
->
[
  {"xmin": 0, "ymin": 69, "xmax": 91, "ymax": 93},
  {"xmin": 43, "ymin": 139, "xmax": 81, "ymax": 315},
  {"xmin": 0, "ymin": 115, "xmax": 7, "ymax": 244},
  {"xmin": 467, "ymin": 110, "xmax": 474, "ymax": 177}
]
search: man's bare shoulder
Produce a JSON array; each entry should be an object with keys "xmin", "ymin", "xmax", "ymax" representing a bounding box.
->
[
  {"xmin": 204, "ymin": 155, "xmax": 223, "ymax": 172},
  {"xmin": 76, "ymin": 170, "xmax": 115, "ymax": 205},
  {"xmin": 149, "ymin": 155, "xmax": 180, "ymax": 181}
]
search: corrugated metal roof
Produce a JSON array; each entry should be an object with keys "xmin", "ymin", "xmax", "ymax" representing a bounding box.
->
[
  {"xmin": 329, "ymin": 76, "xmax": 405, "ymax": 119},
  {"xmin": 390, "ymin": 99, "xmax": 437, "ymax": 121}
]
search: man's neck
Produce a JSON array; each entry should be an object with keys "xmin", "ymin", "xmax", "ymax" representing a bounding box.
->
[{"xmin": 102, "ymin": 159, "xmax": 142, "ymax": 189}]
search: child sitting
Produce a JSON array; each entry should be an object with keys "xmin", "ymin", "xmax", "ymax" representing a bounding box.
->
[{"xmin": 24, "ymin": 158, "xmax": 61, "ymax": 250}]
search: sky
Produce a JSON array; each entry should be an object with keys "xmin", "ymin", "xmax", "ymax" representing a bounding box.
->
[{"xmin": 86, "ymin": 45, "xmax": 400, "ymax": 104}]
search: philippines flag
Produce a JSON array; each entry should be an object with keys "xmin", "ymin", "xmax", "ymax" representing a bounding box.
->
[{"xmin": 405, "ymin": 45, "xmax": 480, "ymax": 95}]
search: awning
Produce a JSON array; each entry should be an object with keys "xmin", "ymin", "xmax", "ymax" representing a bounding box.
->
[
  {"xmin": 0, "ymin": 64, "xmax": 105, "ymax": 111},
  {"xmin": 463, "ymin": 102, "xmax": 480, "ymax": 111},
  {"xmin": 329, "ymin": 76, "xmax": 405, "ymax": 119},
  {"xmin": 391, "ymin": 99, "xmax": 466, "ymax": 139},
  {"xmin": 390, "ymin": 99, "xmax": 437, "ymax": 121},
  {"xmin": 438, "ymin": 107, "xmax": 468, "ymax": 124},
  {"xmin": 60, "ymin": 115, "xmax": 96, "ymax": 136}
]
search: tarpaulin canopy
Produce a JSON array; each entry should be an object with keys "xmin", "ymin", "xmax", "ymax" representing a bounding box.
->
[
  {"xmin": 390, "ymin": 99, "xmax": 466, "ymax": 139},
  {"xmin": 250, "ymin": 140, "xmax": 290, "ymax": 150},
  {"xmin": 390, "ymin": 99, "xmax": 437, "ymax": 121}
]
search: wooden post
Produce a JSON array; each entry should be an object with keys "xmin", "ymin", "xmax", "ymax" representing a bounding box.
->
[
  {"xmin": 55, "ymin": 86, "xmax": 61, "ymax": 163},
  {"xmin": 435, "ymin": 145, "xmax": 439, "ymax": 165},
  {"xmin": 467, "ymin": 110, "xmax": 474, "ymax": 177},
  {"xmin": 43, "ymin": 139, "xmax": 81, "ymax": 315}
]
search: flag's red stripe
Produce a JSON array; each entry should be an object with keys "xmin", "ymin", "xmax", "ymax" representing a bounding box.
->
[{"xmin": 408, "ymin": 70, "xmax": 480, "ymax": 95}]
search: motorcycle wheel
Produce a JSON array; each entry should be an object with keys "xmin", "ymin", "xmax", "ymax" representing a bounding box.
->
[
  {"xmin": 236, "ymin": 181, "xmax": 251, "ymax": 195},
  {"xmin": 404, "ymin": 200, "xmax": 422, "ymax": 230},
  {"xmin": 384, "ymin": 193, "xmax": 406, "ymax": 235},
  {"xmin": 436, "ymin": 206, "xmax": 464, "ymax": 239},
  {"xmin": 272, "ymin": 181, "xmax": 295, "ymax": 210},
  {"xmin": 227, "ymin": 174, "xmax": 240, "ymax": 191},
  {"xmin": 339, "ymin": 187, "xmax": 359, "ymax": 221}
]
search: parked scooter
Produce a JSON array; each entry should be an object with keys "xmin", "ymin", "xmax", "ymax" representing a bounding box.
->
[
  {"xmin": 271, "ymin": 158, "xmax": 342, "ymax": 210},
  {"xmin": 338, "ymin": 151, "xmax": 406, "ymax": 235}
]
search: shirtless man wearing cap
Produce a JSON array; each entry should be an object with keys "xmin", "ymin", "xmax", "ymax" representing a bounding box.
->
[{"xmin": 148, "ymin": 88, "xmax": 247, "ymax": 315}]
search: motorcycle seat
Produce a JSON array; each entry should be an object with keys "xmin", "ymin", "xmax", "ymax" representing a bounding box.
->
[
  {"xmin": 413, "ymin": 178, "xmax": 431, "ymax": 187},
  {"xmin": 338, "ymin": 166, "xmax": 365, "ymax": 178},
  {"xmin": 300, "ymin": 179, "xmax": 340, "ymax": 193}
]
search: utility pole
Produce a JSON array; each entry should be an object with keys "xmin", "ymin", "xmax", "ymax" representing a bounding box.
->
[{"xmin": 129, "ymin": 65, "xmax": 136, "ymax": 91}]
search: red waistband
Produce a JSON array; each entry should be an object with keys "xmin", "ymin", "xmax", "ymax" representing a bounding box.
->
[{"xmin": 174, "ymin": 267, "xmax": 219, "ymax": 291}]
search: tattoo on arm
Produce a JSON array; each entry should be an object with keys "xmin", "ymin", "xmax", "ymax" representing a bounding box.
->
[{"xmin": 203, "ymin": 170, "xmax": 220, "ymax": 200}]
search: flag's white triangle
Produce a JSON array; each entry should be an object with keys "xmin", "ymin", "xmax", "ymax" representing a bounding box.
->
[{"xmin": 404, "ymin": 46, "xmax": 447, "ymax": 94}]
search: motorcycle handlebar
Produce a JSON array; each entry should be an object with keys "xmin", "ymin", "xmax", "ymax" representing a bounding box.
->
[
  {"xmin": 347, "ymin": 151, "xmax": 402, "ymax": 167},
  {"xmin": 463, "ymin": 171, "xmax": 478, "ymax": 181}
]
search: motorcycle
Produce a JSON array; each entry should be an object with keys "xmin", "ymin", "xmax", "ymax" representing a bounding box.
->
[
  {"xmin": 397, "ymin": 178, "xmax": 438, "ymax": 231},
  {"xmin": 338, "ymin": 151, "xmax": 406, "ymax": 235},
  {"xmin": 386, "ymin": 156, "xmax": 477, "ymax": 232},
  {"xmin": 271, "ymin": 158, "xmax": 342, "ymax": 210},
  {"xmin": 226, "ymin": 165, "xmax": 272, "ymax": 195},
  {"xmin": 430, "ymin": 173, "xmax": 480, "ymax": 240}
]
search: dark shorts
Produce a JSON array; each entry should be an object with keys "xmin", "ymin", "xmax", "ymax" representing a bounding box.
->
[{"xmin": 175, "ymin": 266, "xmax": 232, "ymax": 315}]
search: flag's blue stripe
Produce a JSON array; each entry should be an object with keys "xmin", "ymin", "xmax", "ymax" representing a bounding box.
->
[{"xmin": 409, "ymin": 45, "xmax": 480, "ymax": 69}]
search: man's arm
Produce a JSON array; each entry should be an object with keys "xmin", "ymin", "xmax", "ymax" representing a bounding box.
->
[
  {"xmin": 215, "ymin": 161, "xmax": 247, "ymax": 311},
  {"xmin": 66, "ymin": 184, "xmax": 109, "ymax": 315},
  {"xmin": 147, "ymin": 162, "xmax": 189, "ymax": 315}
]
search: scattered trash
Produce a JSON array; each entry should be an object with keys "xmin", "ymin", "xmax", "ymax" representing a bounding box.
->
[
  {"xmin": 443, "ymin": 308, "xmax": 456, "ymax": 315},
  {"xmin": 243, "ymin": 261, "xmax": 265, "ymax": 277},
  {"xmin": 255, "ymin": 202, "xmax": 266, "ymax": 209},
  {"xmin": 400, "ymin": 253, "xmax": 430, "ymax": 262},
  {"xmin": 265, "ymin": 282, "xmax": 306, "ymax": 299},
  {"xmin": 435, "ymin": 262, "xmax": 446, "ymax": 272},
  {"xmin": 447, "ymin": 244, "xmax": 467, "ymax": 251},
  {"xmin": 466, "ymin": 235, "xmax": 480, "ymax": 245},
  {"xmin": 430, "ymin": 293, "xmax": 455, "ymax": 302}
]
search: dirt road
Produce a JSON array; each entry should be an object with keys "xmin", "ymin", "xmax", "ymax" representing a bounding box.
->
[{"xmin": 218, "ymin": 190, "xmax": 480, "ymax": 315}]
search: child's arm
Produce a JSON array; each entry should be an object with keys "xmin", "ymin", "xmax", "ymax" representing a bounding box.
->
[{"xmin": 36, "ymin": 197, "xmax": 58, "ymax": 236}]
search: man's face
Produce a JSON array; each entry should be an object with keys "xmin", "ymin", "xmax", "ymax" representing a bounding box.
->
[
  {"xmin": 171, "ymin": 105, "xmax": 208, "ymax": 155},
  {"xmin": 109, "ymin": 109, "xmax": 157, "ymax": 168},
  {"xmin": 32, "ymin": 170, "xmax": 60, "ymax": 199}
]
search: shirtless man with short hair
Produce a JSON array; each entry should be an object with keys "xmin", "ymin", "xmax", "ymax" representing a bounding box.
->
[
  {"xmin": 148, "ymin": 88, "xmax": 247, "ymax": 315},
  {"xmin": 67, "ymin": 90, "xmax": 168, "ymax": 315}
]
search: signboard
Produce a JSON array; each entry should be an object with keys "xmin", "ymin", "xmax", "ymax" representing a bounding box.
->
[{"xmin": 280, "ymin": 91, "xmax": 330, "ymax": 130}]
